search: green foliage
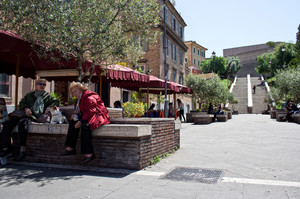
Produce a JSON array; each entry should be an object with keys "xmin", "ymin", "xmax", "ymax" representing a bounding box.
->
[
  {"xmin": 122, "ymin": 101, "xmax": 145, "ymax": 117},
  {"xmin": 0, "ymin": 0, "xmax": 160, "ymax": 83},
  {"xmin": 201, "ymin": 56, "xmax": 241, "ymax": 79},
  {"xmin": 185, "ymin": 74, "xmax": 230, "ymax": 108},
  {"xmin": 266, "ymin": 41, "xmax": 277, "ymax": 48},
  {"xmin": 273, "ymin": 68, "xmax": 300, "ymax": 102},
  {"xmin": 256, "ymin": 42, "xmax": 298, "ymax": 77},
  {"xmin": 226, "ymin": 57, "xmax": 242, "ymax": 79},
  {"xmin": 51, "ymin": 92, "xmax": 63, "ymax": 106}
]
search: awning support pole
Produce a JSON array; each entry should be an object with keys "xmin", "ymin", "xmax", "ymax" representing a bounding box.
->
[{"xmin": 14, "ymin": 53, "xmax": 20, "ymax": 110}]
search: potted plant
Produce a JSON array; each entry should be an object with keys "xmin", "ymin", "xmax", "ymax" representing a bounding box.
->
[{"xmin": 122, "ymin": 101, "xmax": 146, "ymax": 118}]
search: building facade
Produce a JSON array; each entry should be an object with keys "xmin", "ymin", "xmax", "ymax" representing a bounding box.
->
[{"xmin": 185, "ymin": 41, "xmax": 207, "ymax": 74}]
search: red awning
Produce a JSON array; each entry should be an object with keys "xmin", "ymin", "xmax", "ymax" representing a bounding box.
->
[
  {"xmin": 0, "ymin": 30, "xmax": 78, "ymax": 79},
  {"xmin": 168, "ymin": 81, "xmax": 193, "ymax": 94},
  {"xmin": 111, "ymin": 75, "xmax": 182, "ymax": 94}
]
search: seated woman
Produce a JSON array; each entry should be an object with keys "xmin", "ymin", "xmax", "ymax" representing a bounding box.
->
[
  {"xmin": 61, "ymin": 82, "xmax": 110, "ymax": 164},
  {"xmin": 168, "ymin": 102, "xmax": 175, "ymax": 117}
]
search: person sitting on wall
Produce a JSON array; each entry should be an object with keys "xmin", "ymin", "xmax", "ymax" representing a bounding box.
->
[
  {"xmin": 168, "ymin": 102, "xmax": 175, "ymax": 118},
  {"xmin": 0, "ymin": 79, "xmax": 60, "ymax": 161},
  {"xmin": 114, "ymin": 100, "xmax": 124, "ymax": 117},
  {"xmin": 60, "ymin": 82, "xmax": 110, "ymax": 164},
  {"xmin": 216, "ymin": 104, "xmax": 225, "ymax": 115},
  {"xmin": 207, "ymin": 102, "xmax": 216, "ymax": 122}
]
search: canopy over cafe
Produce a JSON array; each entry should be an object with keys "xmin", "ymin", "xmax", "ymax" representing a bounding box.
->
[{"xmin": 0, "ymin": 30, "xmax": 192, "ymax": 111}]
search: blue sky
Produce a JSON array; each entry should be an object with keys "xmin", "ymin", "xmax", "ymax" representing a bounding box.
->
[{"xmin": 175, "ymin": 0, "xmax": 300, "ymax": 57}]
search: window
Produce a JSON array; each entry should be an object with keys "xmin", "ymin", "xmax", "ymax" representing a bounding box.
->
[
  {"xmin": 193, "ymin": 47, "xmax": 195, "ymax": 53},
  {"xmin": 0, "ymin": 74, "xmax": 9, "ymax": 97},
  {"xmin": 172, "ymin": 43, "xmax": 177, "ymax": 61},
  {"xmin": 198, "ymin": 60, "xmax": 200, "ymax": 66},
  {"xmin": 198, "ymin": 49, "xmax": 200, "ymax": 55},
  {"xmin": 166, "ymin": 38, "xmax": 170, "ymax": 56},
  {"xmin": 172, "ymin": 69, "xmax": 177, "ymax": 82},
  {"xmin": 179, "ymin": 73, "xmax": 184, "ymax": 85},
  {"xmin": 164, "ymin": 6, "xmax": 168, "ymax": 23},
  {"xmin": 179, "ymin": 50, "xmax": 183, "ymax": 66},
  {"xmin": 179, "ymin": 24, "xmax": 183, "ymax": 39},
  {"xmin": 172, "ymin": 15, "xmax": 177, "ymax": 31},
  {"xmin": 193, "ymin": 59, "xmax": 196, "ymax": 65}
]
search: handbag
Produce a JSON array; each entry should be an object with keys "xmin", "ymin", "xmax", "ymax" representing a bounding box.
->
[
  {"xmin": 36, "ymin": 114, "xmax": 50, "ymax": 123},
  {"xmin": 8, "ymin": 110, "xmax": 25, "ymax": 118}
]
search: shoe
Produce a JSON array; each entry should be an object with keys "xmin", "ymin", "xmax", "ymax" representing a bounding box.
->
[
  {"xmin": 60, "ymin": 149, "xmax": 76, "ymax": 156},
  {"xmin": 81, "ymin": 153, "xmax": 95, "ymax": 164},
  {"xmin": 0, "ymin": 148, "xmax": 12, "ymax": 157},
  {"xmin": 14, "ymin": 151, "xmax": 26, "ymax": 161}
]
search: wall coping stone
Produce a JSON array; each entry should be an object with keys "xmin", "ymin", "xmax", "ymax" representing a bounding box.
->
[{"xmin": 13, "ymin": 123, "xmax": 151, "ymax": 138}]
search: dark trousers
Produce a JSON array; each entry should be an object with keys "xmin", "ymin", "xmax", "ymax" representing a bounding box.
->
[
  {"xmin": 0, "ymin": 116, "xmax": 32, "ymax": 148},
  {"xmin": 179, "ymin": 110, "xmax": 185, "ymax": 122},
  {"xmin": 64, "ymin": 120, "xmax": 94, "ymax": 154}
]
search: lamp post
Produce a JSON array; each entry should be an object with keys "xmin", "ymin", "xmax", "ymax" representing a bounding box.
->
[
  {"xmin": 282, "ymin": 46, "xmax": 286, "ymax": 68},
  {"xmin": 163, "ymin": 0, "xmax": 169, "ymax": 117},
  {"xmin": 212, "ymin": 51, "xmax": 216, "ymax": 73}
]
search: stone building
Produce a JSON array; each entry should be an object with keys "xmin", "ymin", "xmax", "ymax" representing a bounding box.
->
[
  {"xmin": 185, "ymin": 41, "xmax": 208, "ymax": 74},
  {"xmin": 223, "ymin": 43, "xmax": 279, "ymax": 77}
]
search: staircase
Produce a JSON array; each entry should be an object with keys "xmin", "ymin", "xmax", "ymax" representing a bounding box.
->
[
  {"xmin": 232, "ymin": 77, "xmax": 248, "ymax": 114},
  {"xmin": 251, "ymin": 77, "xmax": 267, "ymax": 114}
]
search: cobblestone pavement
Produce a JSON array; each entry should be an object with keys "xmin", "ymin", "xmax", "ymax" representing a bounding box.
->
[{"xmin": 0, "ymin": 114, "xmax": 300, "ymax": 199}]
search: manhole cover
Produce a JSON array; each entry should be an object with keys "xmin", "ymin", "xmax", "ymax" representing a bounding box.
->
[{"xmin": 160, "ymin": 167, "xmax": 223, "ymax": 184}]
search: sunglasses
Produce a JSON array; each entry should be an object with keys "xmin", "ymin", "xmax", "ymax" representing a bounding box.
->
[{"xmin": 38, "ymin": 83, "xmax": 46, "ymax": 86}]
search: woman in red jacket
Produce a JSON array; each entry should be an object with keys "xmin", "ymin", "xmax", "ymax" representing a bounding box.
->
[{"xmin": 61, "ymin": 82, "xmax": 110, "ymax": 164}]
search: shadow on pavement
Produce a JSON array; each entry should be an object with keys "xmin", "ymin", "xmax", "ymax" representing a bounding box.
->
[{"xmin": 0, "ymin": 163, "xmax": 131, "ymax": 187}]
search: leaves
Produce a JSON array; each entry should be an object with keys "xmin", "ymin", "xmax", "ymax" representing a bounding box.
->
[{"xmin": 0, "ymin": 0, "xmax": 160, "ymax": 82}]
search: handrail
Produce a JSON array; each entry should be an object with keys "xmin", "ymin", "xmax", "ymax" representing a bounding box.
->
[
  {"xmin": 247, "ymin": 74, "xmax": 253, "ymax": 112},
  {"xmin": 225, "ymin": 75, "xmax": 237, "ymax": 108}
]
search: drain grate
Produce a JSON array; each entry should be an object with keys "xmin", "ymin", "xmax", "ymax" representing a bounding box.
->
[{"xmin": 160, "ymin": 167, "xmax": 223, "ymax": 184}]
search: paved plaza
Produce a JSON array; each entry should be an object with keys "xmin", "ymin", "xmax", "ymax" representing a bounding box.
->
[{"xmin": 0, "ymin": 114, "xmax": 300, "ymax": 199}]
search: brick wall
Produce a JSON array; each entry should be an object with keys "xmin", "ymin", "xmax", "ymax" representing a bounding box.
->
[{"xmin": 12, "ymin": 119, "xmax": 180, "ymax": 170}]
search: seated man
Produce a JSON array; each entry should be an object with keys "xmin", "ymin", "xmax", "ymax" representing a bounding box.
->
[{"xmin": 0, "ymin": 79, "xmax": 59, "ymax": 160}]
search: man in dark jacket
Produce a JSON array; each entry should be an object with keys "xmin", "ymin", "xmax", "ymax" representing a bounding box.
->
[{"xmin": 0, "ymin": 79, "xmax": 59, "ymax": 160}]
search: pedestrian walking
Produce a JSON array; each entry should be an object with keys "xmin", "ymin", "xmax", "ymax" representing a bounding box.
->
[{"xmin": 253, "ymin": 85, "xmax": 256, "ymax": 94}]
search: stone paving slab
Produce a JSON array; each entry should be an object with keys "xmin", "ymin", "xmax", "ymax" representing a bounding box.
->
[{"xmin": 0, "ymin": 115, "xmax": 300, "ymax": 199}]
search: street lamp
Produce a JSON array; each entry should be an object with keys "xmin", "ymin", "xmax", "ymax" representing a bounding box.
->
[
  {"xmin": 212, "ymin": 51, "xmax": 216, "ymax": 73},
  {"xmin": 282, "ymin": 46, "xmax": 286, "ymax": 68}
]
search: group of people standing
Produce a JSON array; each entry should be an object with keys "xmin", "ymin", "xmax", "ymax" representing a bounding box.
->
[{"xmin": 0, "ymin": 80, "xmax": 110, "ymax": 164}]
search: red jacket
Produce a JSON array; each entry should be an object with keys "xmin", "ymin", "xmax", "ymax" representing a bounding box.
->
[{"xmin": 79, "ymin": 90, "xmax": 110, "ymax": 129}]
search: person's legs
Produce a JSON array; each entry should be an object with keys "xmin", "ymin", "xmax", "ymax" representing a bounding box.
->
[
  {"xmin": 64, "ymin": 120, "xmax": 80, "ymax": 149},
  {"xmin": 18, "ymin": 117, "xmax": 32, "ymax": 147},
  {"xmin": 0, "ymin": 117, "xmax": 20, "ymax": 156},
  {"xmin": 80, "ymin": 121, "xmax": 95, "ymax": 164},
  {"xmin": 80, "ymin": 121, "xmax": 94, "ymax": 155},
  {"xmin": 181, "ymin": 110, "xmax": 186, "ymax": 122}
]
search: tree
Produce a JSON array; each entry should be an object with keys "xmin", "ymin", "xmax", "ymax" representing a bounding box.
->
[
  {"xmin": 256, "ymin": 42, "xmax": 297, "ymax": 77},
  {"xmin": 226, "ymin": 56, "xmax": 242, "ymax": 79},
  {"xmin": 201, "ymin": 56, "xmax": 241, "ymax": 79},
  {"xmin": 185, "ymin": 73, "xmax": 230, "ymax": 109},
  {"xmin": 256, "ymin": 53, "xmax": 273, "ymax": 76},
  {"xmin": 274, "ymin": 68, "xmax": 300, "ymax": 102},
  {"xmin": 0, "ymin": 0, "xmax": 159, "ymax": 83}
]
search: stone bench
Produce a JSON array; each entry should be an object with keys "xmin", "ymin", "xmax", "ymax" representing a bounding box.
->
[
  {"xmin": 216, "ymin": 114, "xmax": 227, "ymax": 122},
  {"xmin": 11, "ymin": 118, "xmax": 180, "ymax": 170},
  {"xmin": 276, "ymin": 111, "xmax": 287, "ymax": 122},
  {"xmin": 293, "ymin": 114, "xmax": 300, "ymax": 124},
  {"xmin": 270, "ymin": 110, "xmax": 277, "ymax": 119},
  {"xmin": 192, "ymin": 114, "xmax": 214, "ymax": 124}
]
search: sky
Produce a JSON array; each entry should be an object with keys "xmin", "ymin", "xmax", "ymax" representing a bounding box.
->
[{"xmin": 174, "ymin": 0, "xmax": 300, "ymax": 57}]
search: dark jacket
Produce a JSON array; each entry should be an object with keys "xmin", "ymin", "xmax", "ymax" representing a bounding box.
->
[
  {"xmin": 79, "ymin": 90, "xmax": 110, "ymax": 130},
  {"xmin": 19, "ymin": 91, "xmax": 60, "ymax": 120}
]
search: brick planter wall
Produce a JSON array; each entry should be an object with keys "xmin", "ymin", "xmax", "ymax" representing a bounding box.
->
[{"xmin": 11, "ymin": 118, "xmax": 180, "ymax": 170}]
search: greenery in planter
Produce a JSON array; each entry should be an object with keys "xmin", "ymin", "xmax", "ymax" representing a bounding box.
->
[
  {"xmin": 51, "ymin": 92, "xmax": 63, "ymax": 106},
  {"xmin": 122, "ymin": 101, "xmax": 145, "ymax": 118}
]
